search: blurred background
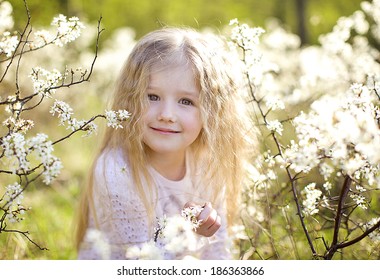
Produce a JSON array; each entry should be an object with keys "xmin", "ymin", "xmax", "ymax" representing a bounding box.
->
[
  {"xmin": 2, "ymin": 0, "xmax": 373, "ymax": 259},
  {"xmin": 12, "ymin": 0, "xmax": 363, "ymax": 44}
]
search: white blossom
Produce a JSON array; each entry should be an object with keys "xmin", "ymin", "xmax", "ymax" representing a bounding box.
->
[
  {"xmin": 161, "ymin": 215, "xmax": 198, "ymax": 255},
  {"xmin": 4, "ymin": 182, "xmax": 23, "ymax": 205},
  {"xmin": 229, "ymin": 19, "xmax": 265, "ymax": 50},
  {"xmin": 105, "ymin": 110, "xmax": 131, "ymax": 129},
  {"xmin": 319, "ymin": 162, "xmax": 334, "ymax": 180},
  {"xmin": 3, "ymin": 182, "xmax": 27, "ymax": 223},
  {"xmin": 51, "ymin": 14, "xmax": 85, "ymax": 47},
  {"xmin": 29, "ymin": 67, "xmax": 62, "ymax": 97},
  {"xmin": 283, "ymin": 140, "xmax": 319, "ymax": 173},
  {"xmin": 83, "ymin": 229, "xmax": 111, "ymax": 259},
  {"xmin": 50, "ymin": 100, "xmax": 73, "ymax": 125},
  {"xmin": 245, "ymin": 160, "xmax": 269, "ymax": 189},
  {"xmin": 33, "ymin": 30, "xmax": 55, "ymax": 48},
  {"xmin": 0, "ymin": 1, "xmax": 14, "ymax": 32},
  {"xmin": 366, "ymin": 218, "xmax": 380, "ymax": 242},
  {"xmin": 264, "ymin": 151, "xmax": 276, "ymax": 167},
  {"xmin": 322, "ymin": 182, "xmax": 332, "ymax": 192},
  {"xmin": 1, "ymin": 132, "xmax": 29, "ymax": 172},
  {"xmin": 266, "ymin": 119, "xmax": 283, "ymax": 135},
  {"xmin": 0, "ymin": 31, "xmax": 18, "ymax": 57},
  {"xmin": 231, "ymin": 224, "xmax": 249, "ymax": 240},
  {"xmin": 126, "ymin": 214, "xmax": 199, "ymax": 259},
  {"xmin": 265, "ymin": 96, "xmax": 285, "ymax": 111},
  {"xmin": 302, "ymin": 183, "xmax": 322, "ymax": 216},
  {"xmin": 350, "ymin": 185, "xmax": 367, "ymax": 210},
  {"xmin": 288, "ymin": 80, "xmax": 380, "ymax": 178},
  {"xmin": 50, "ymin": 100, "xmax": 98, "ymax": 136},
  {"xmin": 26, "ymin": 133, "xmax": 63, "ymax": 184},
  {"xmin": 181, "ymin": 205, "xmax": 204, "ymax": 231},
  {"xmin": 2, "ymin": 117, "xmax": 34, "ymax": 133},
  {"xmin": 42, "ymin": 157, "xmax": 63, "ymax": 184},
  {"xmin": 126, "ymin": 240, "xmax": 164, "ymax": 260}
]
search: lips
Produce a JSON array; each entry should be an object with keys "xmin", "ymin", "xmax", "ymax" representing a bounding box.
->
[{"xmin": 151, "ymin": 127, "xmax": 180, "ymax": 134}]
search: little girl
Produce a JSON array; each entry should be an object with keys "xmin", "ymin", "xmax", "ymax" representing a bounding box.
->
[{"xmin": 75, "ymin": 27, "xmax": 256, "ymax": 259}]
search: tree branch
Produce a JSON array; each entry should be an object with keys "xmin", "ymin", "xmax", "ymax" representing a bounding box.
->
[
  {"xmin": 337, "ymin": 219, "xmax": 380, "ymax": 249},
  {"xmin": 0, "ymin": 0, "xmax": 31, "ymax": 83},
  {"xmin": 241, "ymin": 43, "xmax": 318, "ymax": 258},
  {"xmin": 324, "ymin": 175, "xmax": 352, "ymax": 259}
]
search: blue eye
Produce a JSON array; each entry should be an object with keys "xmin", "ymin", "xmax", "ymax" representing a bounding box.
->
[
  {"xmin": 148, "ymin": 94, "xmax": 159, "ymax": 101},
  {"xmin": 179, "ymin": 98, "xmax": 193, "ymax": 106}
]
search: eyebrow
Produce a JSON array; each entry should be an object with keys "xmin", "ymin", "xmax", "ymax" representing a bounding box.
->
[{"xmin": 147, "ymin": 86, "xmax": 199, "ymax": 98}]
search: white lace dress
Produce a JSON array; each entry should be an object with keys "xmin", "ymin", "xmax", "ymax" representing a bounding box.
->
[{"xmin": 77, "ymin": 148, "xmax": 231, "ymax": 259}]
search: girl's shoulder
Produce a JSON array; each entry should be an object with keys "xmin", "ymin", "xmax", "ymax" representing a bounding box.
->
[
  {"xmin": 93, "ymin": 147, "xmax": 134, "ymax": 195},
  {"xmin": 95, "ymin": 147, "xmax": 131, "ymax": 175},
  {"xmin": 94, "ymin": 148, "xmax": 131, "ymax": 185}
]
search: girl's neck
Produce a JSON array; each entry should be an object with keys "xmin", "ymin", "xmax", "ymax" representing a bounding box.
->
[{"xmin": 147, "ymin": 150, "xmax": 186, "ymax": 181}]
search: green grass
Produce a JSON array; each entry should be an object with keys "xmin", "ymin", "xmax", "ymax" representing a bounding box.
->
[{"xmin": 0, "ymin": 180, "xmax": 80, "ymax": 260}]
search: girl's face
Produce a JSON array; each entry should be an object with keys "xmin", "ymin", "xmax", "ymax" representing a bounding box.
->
[{"xmin": 142, "ymin": 62, "xmax": 202, "ymax": 158}]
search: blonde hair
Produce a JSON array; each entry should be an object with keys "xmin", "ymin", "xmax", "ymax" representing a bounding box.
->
[{"xmin": 75, "ymin": 27, "xmax": 257, "ymax": 249}]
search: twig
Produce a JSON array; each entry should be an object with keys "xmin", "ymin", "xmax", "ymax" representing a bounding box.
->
[
  {"xmin": 337, "ymin": 219, "xmax": 380, "ymax": 249},
  {"xmin": 1, "ymin": 228, "xmax": 48, "ymax": 251},
  {"xmin": 0, "ymin": 0, "xmax": 31, "ymax": 83},
  {"xmin": 51, "ymin": 114, "xmax": 105, "ymax": 146},
  {"xmin": 324, "ymin": 175, "xmax": 352, "ymax": 259}
]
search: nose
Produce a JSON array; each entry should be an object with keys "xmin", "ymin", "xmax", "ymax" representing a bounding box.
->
[{"xmin": 158, "ymin": 101, "xmax": 177, "ymax": 122}]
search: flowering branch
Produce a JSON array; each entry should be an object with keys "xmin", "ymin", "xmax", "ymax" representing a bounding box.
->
[
  {"xmin": 230, "ymin": 20, "xmax": 318, "ymax": 257},
  {"xmin": 0, "ymin": 0, "xmax": 30, "ymax": 83},
  {"xmin": 229, "ymin": 10, "xmax": 380, "ymax": 259},
  {"xmin": 0, "ymin": 0, "xmax": 131, "ymax": 253}
]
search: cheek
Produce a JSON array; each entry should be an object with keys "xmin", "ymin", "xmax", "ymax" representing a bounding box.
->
[
  {"xmin": 187, "ymin": 112, "xmax": 203, "ymax": 135},
  {"xmin": 142, "ymin": 106, "xmax": 155, "ymax": 122}
]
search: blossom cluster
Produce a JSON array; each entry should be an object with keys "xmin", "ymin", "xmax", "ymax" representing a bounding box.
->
[
  {"xmin": 50, "ymin": 100, "xmax": 98, "ymax": 136},
  {"xmin": 105, "ymin": 110, "xmax": 131, "ymax": 129},
  {"xmin": 1, "ymin": 132, "xmax": 63, "ymax": 185},
  {"xmin": 286, "ymin": 81, "xmax": 380, "ymax": 178},
  {"xmin": 366, "ymin": 217, "xmax": 380, "ymax": 241},
  {"xmin": 29, "ymin": 67, "xmax": 63, "ymax": 97},
  {"xmin": 0, "ymin": 31, "xmax": 18, "ymax": 57},
  {"xmin": 0, "ymin": 1, "xmax": 134, "ymax": 252},
  {"xmin": 229, "ymin": 18, "xmax": 265, "ymax": 51},
  {"xmin": 51, "ymin": 14, "xmax": 85, "ymax": 47},
  {"xmin": 32, "ymin": 14, "xmax": 85, "ymax": 48},
  {"xmin": 126, "ymin": 215, "xmax": 199, "ymax": 260},
  {"xmin": 229, "ymin": 0, "xmax": 380, "ymax": 259},
  {"xmin": 360, "ymin": 0, "xmax": 380, "ymax": 42},
  {"xmin": 301, "ymin": 183, "xmax": 323, "ymax": 216},
  {"xmin": 0, "ymin": 4, "xmax": 85, "ymax": 59},
  {"xmin": 0, "ymin": 1, "xmax": 13, "ymax": 33},
  {"xmin": 124, "ymin": 207, "xmax": 205, "ymax": 259},
  {"xmin": 181, "ymin": 205, "xmax": 204, "ymax": 231},
  {"xmin": 2, "ymin": 183, "xmax": 28, "ymax": 223},
  {"xmin": 0, "ymin": 1, "xmax": 17, "ymax": 57}
]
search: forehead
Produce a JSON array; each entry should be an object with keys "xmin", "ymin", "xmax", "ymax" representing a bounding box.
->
[{"xmin": 148, "ymin": 60, "xmax": 200, "ymax": 93}]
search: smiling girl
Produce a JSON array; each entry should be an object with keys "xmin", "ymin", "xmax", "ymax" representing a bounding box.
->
[{"xmin": 75, "ymin": 27, "xmax": 256, "ymax": 259}]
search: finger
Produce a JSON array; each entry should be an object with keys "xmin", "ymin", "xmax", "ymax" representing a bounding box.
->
[
  {"xmin": 183, "ymin": 201, "xmax": 197, "ymax": 209},
  {"xmin": 198, "ymin": 202, "xmax": 212, "ymax": 221},
  {"xmin": 201, "ymin": 215, "xmax": 221, "ymax": 237},
  {"xmin": 208, "ymin": 214, "xmax": 221, "ymax": 233},
  {"xmin": 199, "ymin": 207, "xmax": 217, "ymax": 229}
]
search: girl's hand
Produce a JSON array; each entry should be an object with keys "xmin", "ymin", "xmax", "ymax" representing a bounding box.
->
[{"xmin": 183, "ymin": 202, "xmax": 221, "ymax": 237}]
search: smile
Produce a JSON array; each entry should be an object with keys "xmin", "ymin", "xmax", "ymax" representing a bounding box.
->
[{"xmin": 151, "ymin": 127, "xmax": 180, "ymax": 134}]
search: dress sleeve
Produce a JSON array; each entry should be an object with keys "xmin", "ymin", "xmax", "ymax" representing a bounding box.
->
[
  {"xmin": 199, "ymin": 206, "xmax": 232, "ymax": 260},
  {"xmin": 190, "ymin": 183, "xmax": 231, "ymax": 259},
  {"xmin": 77, "ymin": 149, "xmax": 151, "ymax": 259}
]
